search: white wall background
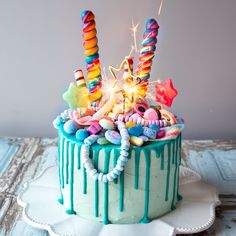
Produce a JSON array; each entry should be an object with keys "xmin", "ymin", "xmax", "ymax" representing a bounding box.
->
[{"xmin": 0, "ymin": 0, "xmax": 236, "ymax": 139}]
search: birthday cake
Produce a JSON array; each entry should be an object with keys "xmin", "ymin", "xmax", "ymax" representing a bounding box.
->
[{"xmin": 53, "ymin": 10, "xmax": 184, "ymax": 225}]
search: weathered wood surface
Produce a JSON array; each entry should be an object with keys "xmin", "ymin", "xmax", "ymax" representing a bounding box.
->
[{"xmin": 0, "ymin": 137, "xmax": 235, "ymax": 236}]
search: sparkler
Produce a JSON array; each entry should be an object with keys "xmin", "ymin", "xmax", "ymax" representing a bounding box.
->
[{"xmin": 130, "ymin": 19, "xmax": 139, "ymax": 52}]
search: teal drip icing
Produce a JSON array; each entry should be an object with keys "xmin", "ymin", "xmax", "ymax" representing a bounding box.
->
[
  {"xmin": 57, "ymin": 133, "xmax": 64, "ymax": 204},
  {"xmin": 177, "ymin": 134, "xmax": 183, "ymax": 201},
  {"xmin": 134, "ymin": 149, "xmax": 140, "ymax": 189},
  {"xmin": 77, "ymin": 143, "xmax": 82, "ymax": 169},
  {"xmin": 172, "ymin": 140, "xmax": 175, "ymax": 164},
  {"xmin": 119, "ymin": 171, "xmax": 124, "ymax": 212},
  {"xmin": 61, "ymin": 137, "xmax": 65, "ymax": 189},
  {"xmin": 171, "ymin": 135, "xmax": 180, "ymax": 209},
  {"xmin": 66, "ymin": 143, "xmax": 76, "ymax": 214},
  {"xmin": 155, "ymin": 148, "xmax": 161, "ymax": 158},
  {"xmin": 83, "ymin": 166, "xmax": 87, "ymax": 194},
  {"xmin": 113, "ymin": 149, "xmax": 120, "ymax": 184},
  {"xmin": 65, "ymin": 141, "xmax": 69, "ymax": 185},
  {"xmin": 103, "ymin": 149, "xmax": 111, "ymax": 224},
  {"xmin": 140, "ymin": 151, "xmax": 151, "ymax": 224},
  {"xmin": 165, "ymin": 143, "xmax": 171, "ymax": 201},
  {"xmin": 160, "ymin": 146, "xmax": 165, "ymax": 170},
  {"xmin": 93, "ymin": 150, "xmax": 99, "ymax": 217}
]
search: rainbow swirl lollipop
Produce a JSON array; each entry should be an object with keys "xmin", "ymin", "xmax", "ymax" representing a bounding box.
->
[
  {"xmin": 136, "ymin": 18, "xmax": 159, "ymax": 96},
  {"xmin": 81, "ymin": 10, "xmax": 102, "ymax": 103}
]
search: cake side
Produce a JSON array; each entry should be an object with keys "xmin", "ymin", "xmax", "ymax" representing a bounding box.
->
[{"xmin": 57, "ymin": 124, "xmax": 182, "ymax": 224}]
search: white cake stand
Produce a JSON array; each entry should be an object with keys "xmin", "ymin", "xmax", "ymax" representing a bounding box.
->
[{"xmin": 17, "ymin": 165, "xmax": 220, "ymax": 236}]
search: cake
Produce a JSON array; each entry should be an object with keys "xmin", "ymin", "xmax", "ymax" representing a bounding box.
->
[{"xmin": 53, "ymin": 10, "xmax": 184, "ymax": 225}]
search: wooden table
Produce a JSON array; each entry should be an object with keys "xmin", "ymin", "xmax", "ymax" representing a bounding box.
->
[{"xmin": 0, "ymin": 137, "xmax": 235, "ymax": 236}]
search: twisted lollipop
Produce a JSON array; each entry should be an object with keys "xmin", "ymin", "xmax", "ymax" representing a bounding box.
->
[
  {"xmin": 81, "ymin": 10, "xmax": 102, "ymax": 103},
  {"xmin": 136, "ymin": 19, "xmax": 159, "ymax": 96}
]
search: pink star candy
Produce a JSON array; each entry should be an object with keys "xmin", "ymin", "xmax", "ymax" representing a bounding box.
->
[{"xmin": 155, "ymin": 79, "xmax": 178, "ymax": 107}]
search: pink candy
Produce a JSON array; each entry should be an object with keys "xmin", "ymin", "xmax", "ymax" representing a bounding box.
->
[
  {"xmin": 144, "ymin": 108, "xmax": 158, "ymax": 121},
  {"xmin": 87, "ymin": 122, "xmax": 102, "ymax": 134}
]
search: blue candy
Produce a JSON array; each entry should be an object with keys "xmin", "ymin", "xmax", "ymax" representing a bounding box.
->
[
  {"xmin": 63, "ymin": 120, "xmax": 78, "ymax": 135},
  {"xmin": 143, "ymin": 127, "xmax": 157, "ymax": 139},
  {"xmin": 53, "ymin": 115, "xmax": 64, "ymax": 128},
  {"xmin": 105, "ymin": 130, "xmax": 121, "ymax": 145},
  {"xmin": 76, "ymin": 129, "xmax": 89, "ymax": 141},
  {"xmin": 128, "ymin": 124, "xmax": 143, "ymax": 136},
  {"xmin": 149, "ymin": 124, "xmax": 160, "ymax": 131}
]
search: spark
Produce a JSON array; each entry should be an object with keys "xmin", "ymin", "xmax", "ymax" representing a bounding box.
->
[
  {"xmin": 102, "ymin": 67, "xmax": 108, "ymax": 79},
  {"xmin": 130, "ymin": 19, "xmax": 139, "ymax": 52},
  {"xmin": 128, "ymin": 45, "xmax": 135, "ymax": 57},
  {"xmin": 158, "ymin": 0, "xmax": 165, "ymax": 16}
]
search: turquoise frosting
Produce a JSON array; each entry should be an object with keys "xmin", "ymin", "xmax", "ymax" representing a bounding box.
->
[{"xmin": 57, "ymin": 123, "xmax": 182, "ymax": 224}]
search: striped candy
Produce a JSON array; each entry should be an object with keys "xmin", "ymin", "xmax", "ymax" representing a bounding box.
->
[
  {"xmin": 81, "ymin": 10, "xmax": 102, "ymax": 102},
  {"xmin": 136, "ymin": 19, "xmax": 159, "ymax": 96}
]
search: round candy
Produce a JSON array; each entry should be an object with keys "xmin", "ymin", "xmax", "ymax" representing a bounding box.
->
[
  {"xmin": 128, "ymin": 124, "xmax": 143, "ymax": 137},
  {"xmin": 63, "ymin": 120, "xmax": 79, "ymax": 135},
  {"xmin": 97, "ymin": 137, "xmax": 110, "ymax": 145},
  {"xmin": 130, "ymin": 136, "xmax": 144, "ymax": 147},
  {"xmin": 105, "ymin": 130, "xmax": 121, "ymax": 145},
  {"xmin": 156, "ymin": 130, "xmax": 165, "ymax": 139},
  {"xmin": 99, "ymin": 118, "xmax": 115, "ymax": 130},
  {"xmin": 76, "ymin": 129, "xmax": 89, "ymax": 141},
  {"xmin": 144, "ymin": 108, "xmax": 158, "ymax": 121},
  {"xmin": 160, "ymin": 109, "xmax": 177, "ymax": 125},
  {"xmin": 143, "ymin": 127, "xmax": 157, "ymax": 139},
  {"xmin": 87, "ymin": 122, "xmax": 102, "ymax": 134},
  {"xmin": 53, "ymin": 115, "xmax": 64, "ymax": 128},
  {"xmin": 134, "ymin": 103, "xmax": 148, "ymax": 116}
]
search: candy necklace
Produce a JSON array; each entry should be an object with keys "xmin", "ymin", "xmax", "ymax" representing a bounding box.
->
[{"xmin": 81, "ymin": 121, "xmax": 130, "ymax": 183}]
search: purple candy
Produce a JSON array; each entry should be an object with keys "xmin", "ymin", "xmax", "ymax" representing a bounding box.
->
[
  {"xmin": 87, "ymin": 122, "xmax": 102, "ymax": 134},
  {"xmin": 156, "ymin": 130, "xmax": 165, "ymax": 139}
]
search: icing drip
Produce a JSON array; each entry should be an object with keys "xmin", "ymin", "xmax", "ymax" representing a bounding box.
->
[
  {"xmin": 140, "ymin": 151, "xmax": 151, "ymax": 224},
  {"xmin": 77, "ymin": 143, "xmax": 82, "ymax": 169},
  {"xmin": 65, "ymin": 141, "xmax": 69, "ymax": 184},
  {"xmin": 83, "ymin": 166, "xmax": 87, "ymax": 194},
  {"xmin": 165, "ymin": 143, "xmax": 171, "ymax": 201},
  {"xmin": 171, "ymin": 134, "xmax": 180, "ymax": 210},
  {"xmin": 66, "ymin": 143, "xmax": 76, "ymax": 214},
  {"xmin": 61, "ymin": 137, "xmax": 65, "ymax": 189},
  {"xmin": 177, "ymin": 134, "xmax": 183, "ymax": 200},
  {"xmin": 113, "ymin": 149, "xmax": 120, "ymax": 184},
  {"xmin": 93, "ymin": 150, "xmax": 99, "ymax": 217},
  {"xmin": 58, "ymin": 133, "xmax": 64, "ymax": 204},
  {"xmin": 134, "ymin": 149, "xmax": 140, "ymax": 189},
  {"xmin": 160, "ymin": 146, "xmax": 165, "ymax": 170},
  {"xmin": 172, "ymin": 139, "xmax": 175, "ymax": 164},
  {"xmin": 103, "ymin": 150, "xmax": 111, "ymax": 224},
  {"xmin": 119, "ymin": 171, "xmax": 124, "ymax": 212}
]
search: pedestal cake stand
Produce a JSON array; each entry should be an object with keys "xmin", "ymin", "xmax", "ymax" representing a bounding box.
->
[{"xmin": 17, "ymin": 165, "xmax": 220, "ymax": 236}]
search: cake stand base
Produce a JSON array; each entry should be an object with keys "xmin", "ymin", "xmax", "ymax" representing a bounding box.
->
[{"xmin": 17, "ymin": 166, "xmax": 220, "ymax": 236}]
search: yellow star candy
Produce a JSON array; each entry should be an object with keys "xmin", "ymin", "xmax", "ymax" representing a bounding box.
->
[{"xmin": 63, "ymin": 83, "xmax": 89, "ymax": 109}]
